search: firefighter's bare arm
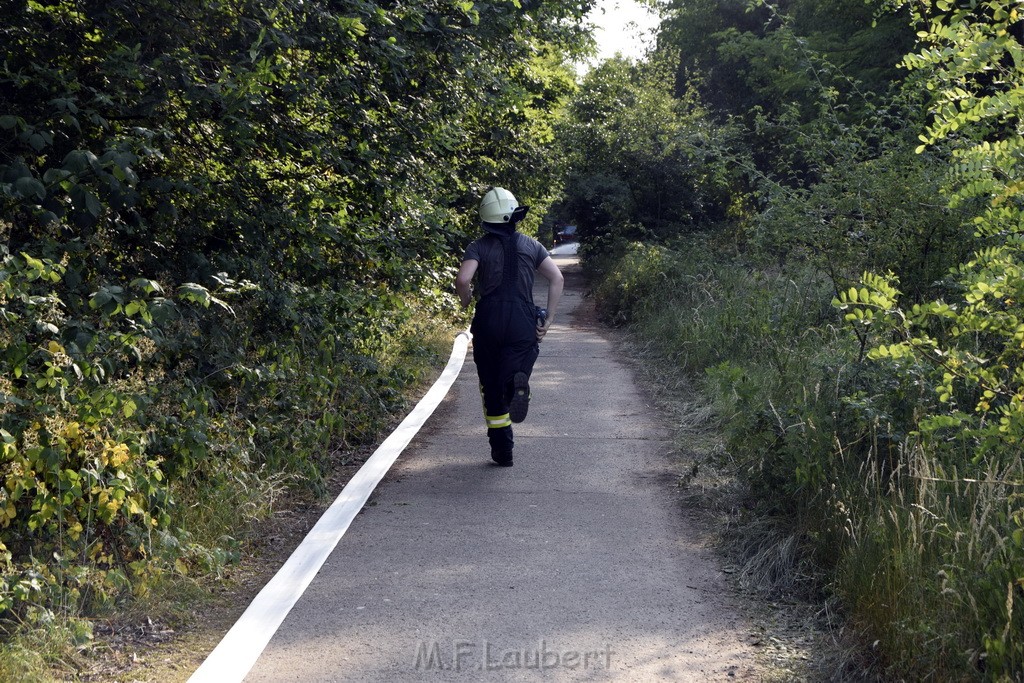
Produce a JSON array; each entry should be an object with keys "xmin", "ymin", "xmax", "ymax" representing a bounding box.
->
[
  {"xmin": 455, "ymin": 259, "xmax": 479, "ymax": 308},
  {"xmin": 536, "ymin": 257, "xmax": 563, "ymax": 340}
]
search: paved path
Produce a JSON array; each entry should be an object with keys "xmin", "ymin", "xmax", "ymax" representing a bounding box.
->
[{"xmin": 245, "ymin": 252, "xmax": 757, "ymax": 681}]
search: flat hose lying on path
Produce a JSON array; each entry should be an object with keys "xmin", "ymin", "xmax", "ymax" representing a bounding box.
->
[{"xmin": 188, "ymin": 331, "xmax": 472, "ymax": 683}]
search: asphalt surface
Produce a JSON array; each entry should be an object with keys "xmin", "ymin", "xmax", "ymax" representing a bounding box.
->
[{"xmin": 244, "ymin": 248, "xmax": 757, "ymax": 681}]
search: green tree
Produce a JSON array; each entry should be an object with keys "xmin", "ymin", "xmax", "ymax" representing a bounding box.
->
[
  {"xmin": 657, "ymin": 0, "xmax": 914, "ymax": 181},
  {"xmin": 843, "ymin": 0, "xmax": 1024, "ymax": 460},
  {"xmin": 1, "ymin": 0, "xmax": 592, "ymax": 636},
  {"xmin": 557, "ymin": 57, "xmax": 735, "ymax": 253}
]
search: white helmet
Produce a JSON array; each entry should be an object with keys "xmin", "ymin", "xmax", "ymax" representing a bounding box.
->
[{"xmin": 479, "ymin": 187, "xmax": 519, "ymax": 223}]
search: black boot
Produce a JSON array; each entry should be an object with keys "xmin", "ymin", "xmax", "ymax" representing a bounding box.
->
[
  {"xmin": 491, "ymin": 447, "xmax": 513, "ymax": 467},
  {"xmin": 509, "ymin": 372, "xmax": 530, "ymax": 423}
]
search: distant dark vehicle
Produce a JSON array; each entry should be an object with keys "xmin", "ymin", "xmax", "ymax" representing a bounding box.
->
[{"xmin": 553, "ymin": 225, "xmax": 577, "ymax": 245}]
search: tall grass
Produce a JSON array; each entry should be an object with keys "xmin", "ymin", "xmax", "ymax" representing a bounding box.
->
[
  {"xmin": 834, "ymin": 445, "xmax": 1024, "ymax": 679},
  {"xmin": 594, "ymin": 240, "xmax": 1024, "ymax": 680}
]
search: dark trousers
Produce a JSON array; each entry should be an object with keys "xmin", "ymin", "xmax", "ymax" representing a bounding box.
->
[{"xmin": 471, "ymin": 297, "xmax": 539, "ymax": 452}]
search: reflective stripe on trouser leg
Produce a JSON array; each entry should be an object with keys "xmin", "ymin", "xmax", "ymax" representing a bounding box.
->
[
  {"xmin": 485, "ymin": 413, "xmax": 512, "ymax": 429},
  {"xmin": 479, "ymin": 385, "xmax": 512, "ymax": 428}
]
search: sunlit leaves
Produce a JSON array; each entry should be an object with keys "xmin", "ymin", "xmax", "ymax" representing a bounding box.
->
[
  {"xmin": 835, "ymin": 0, "xmax": 1024, "ymax": 460},
  {"xmin": 833, "ymin": 271, "xmax": 903, "ymax": 330}
]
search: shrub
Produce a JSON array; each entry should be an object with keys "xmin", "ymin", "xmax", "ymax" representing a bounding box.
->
[{"xmin": 592, "ymin": 237, "xmax": 1024, "ymax": 677}]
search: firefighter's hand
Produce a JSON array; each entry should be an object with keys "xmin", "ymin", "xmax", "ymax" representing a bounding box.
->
[{"xmin": 536, "ymin": 321, "xmax": 550, "ymax": 341}]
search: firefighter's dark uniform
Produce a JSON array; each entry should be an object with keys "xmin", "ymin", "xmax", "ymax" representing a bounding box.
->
[{"xmin": 463, "ymin": 224, "xmax": 549, "ymax": 458}]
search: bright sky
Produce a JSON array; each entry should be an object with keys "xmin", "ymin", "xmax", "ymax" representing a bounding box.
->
[{"xmin": 579, "ymin": 0, "xmax": 660, "ymax": 72}]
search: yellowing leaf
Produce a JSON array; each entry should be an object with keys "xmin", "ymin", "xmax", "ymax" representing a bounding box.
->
[{"xmin": 127, "ymin": 497, "xmax": 144, "ymax": 516}]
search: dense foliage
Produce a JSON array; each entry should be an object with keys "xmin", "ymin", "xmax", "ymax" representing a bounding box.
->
[
  {"xmin": 555, "ymin": 57, "xmax": 734, "ymax": 251},
  {"xmin": 562, "ymin": 0, "xmax": 1024, "ymax": 678},
  {"xmin": 0, "ymin": 0, "xmax": 590, "ymax": 658}
]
